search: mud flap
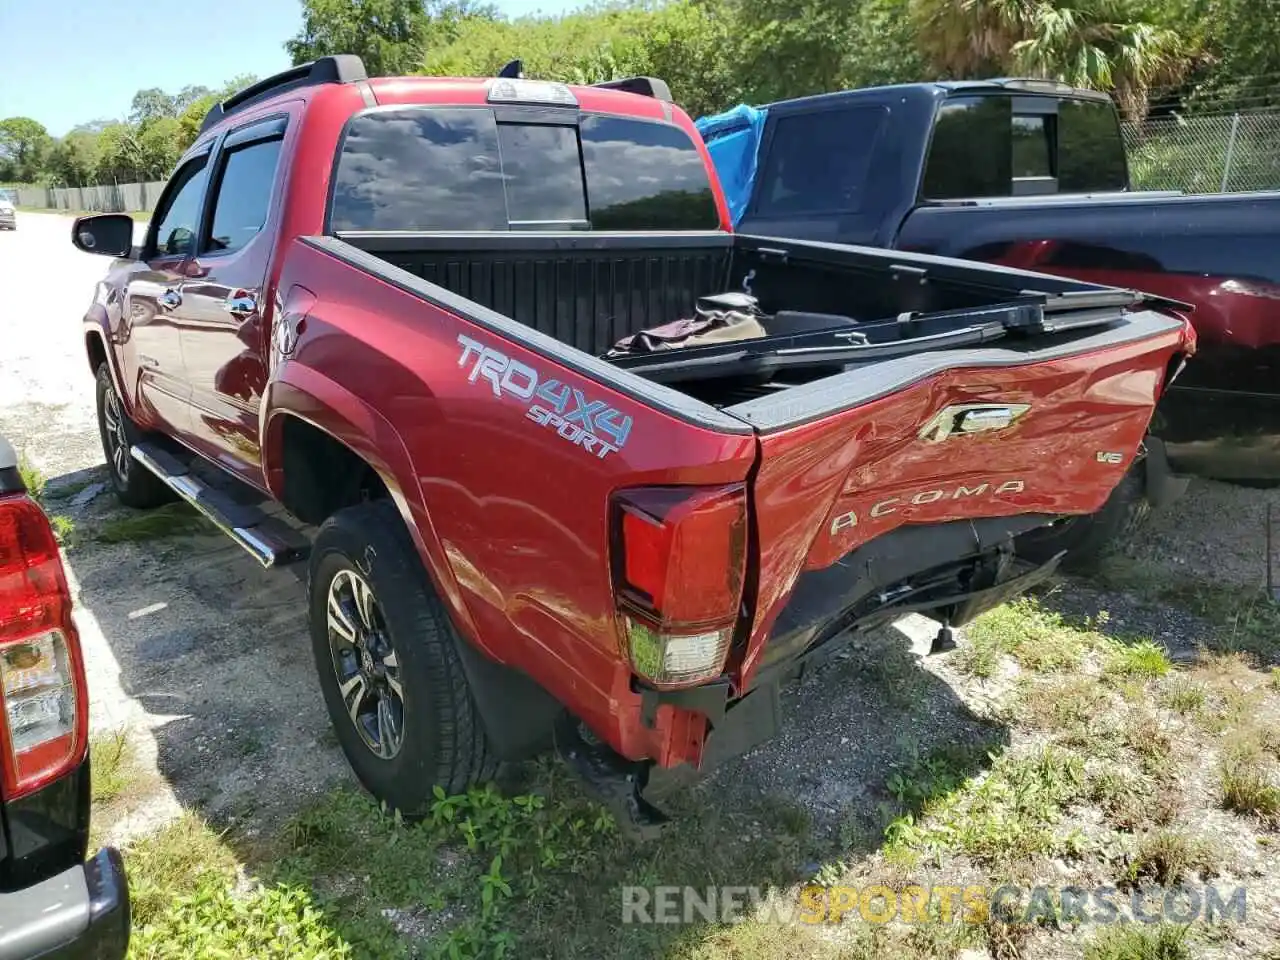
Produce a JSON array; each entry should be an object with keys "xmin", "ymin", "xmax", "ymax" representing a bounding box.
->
[
  {"xmin": 943, "ymin": 550, "xmax": 1065, "ymax": 628},
  {"xmin": 554, "ymin": 713, "xmax": 672, "ymax": 841},
  {"xmin": 1142, "ymin": 436, "xmax": 1189, "ymax": 509}
]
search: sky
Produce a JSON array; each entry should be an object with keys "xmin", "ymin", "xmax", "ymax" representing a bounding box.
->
[{"xmin": 0, "ymin": 0, "xmax": 577, "ymax": 136}]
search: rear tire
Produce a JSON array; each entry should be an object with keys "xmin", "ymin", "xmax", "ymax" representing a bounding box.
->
[
  {"xmin": 307, "ymin": 499, "xmax": 496, "ymax": 815},
  {"xmin": 1015, "ymin": 463, "xmax": 1149, "ymax": 574},
  {"xmin": 95, "ymin": 363, "xmax": 173, "ymax": 509}
]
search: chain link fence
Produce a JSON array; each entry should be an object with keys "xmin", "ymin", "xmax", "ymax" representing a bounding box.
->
[{"xmin": 1122, "ymin": 111, "xmax": 1280, "ymax": 193}]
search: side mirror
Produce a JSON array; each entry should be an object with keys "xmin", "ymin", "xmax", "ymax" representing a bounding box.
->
[{"xmin": 71, "ymin": 214, "xmax": 136, "ymax": 258}]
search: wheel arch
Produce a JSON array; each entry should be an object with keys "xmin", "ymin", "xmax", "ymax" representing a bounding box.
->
[
  {"xmin": 84, "ymin": 316, "xmax": 134, "ymax": 421},
  {"xmin": 261, "ymin": 368, "xmax": 492, "ymax": 660}
]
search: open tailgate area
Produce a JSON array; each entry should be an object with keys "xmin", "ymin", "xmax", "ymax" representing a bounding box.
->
[{"xmin": 729, "ymin": 307, "xmax": 1192, "ymax": 685}]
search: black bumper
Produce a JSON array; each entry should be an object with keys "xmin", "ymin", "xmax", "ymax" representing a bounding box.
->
[
  {"xmin": 645, "ymin": 548, "xmax": 1064, "ymax": 781},
  {"xmin": 0, "ymin": 848, "xmax": 129, "ymax": 960}
]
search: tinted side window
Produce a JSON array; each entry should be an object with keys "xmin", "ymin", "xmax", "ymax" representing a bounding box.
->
[
  {"xmin": 755, "ymin": 107, "xmax": 887, "ymax": 216},
  {"xmin": 206, "ymin": 138, "xmax": 283, "ymax": 253},
  {"xmin": 496, "ymin": 123, "xmax": 585, "ymax": 225},
  {"xmin": 582, "ymin": 116, "xmax": 718, "ymax": 229},
  {"xmin": 922, "ymin": 97, "xmax": 1012, "ymax": 199},
  {"xmin": 1058, "ymin": 99, "xmax": 1127, "ymax": 192},
  {"xmin": 152, "ymin": 158, "xmax": 209, "ymax": 257},
  {"xmin": 331, "ymin": 109, "xmax": 507, "ymax": 231}
]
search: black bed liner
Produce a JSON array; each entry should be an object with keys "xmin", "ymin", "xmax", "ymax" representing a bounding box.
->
[{"xmin": 318, "ymin": 230, "xmax": 1186, "ymax": 433}]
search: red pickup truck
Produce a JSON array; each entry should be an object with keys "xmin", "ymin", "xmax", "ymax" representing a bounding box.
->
[{"xmin": 70, "ymin": 57, "xmax": 1193, "ymax": 833}]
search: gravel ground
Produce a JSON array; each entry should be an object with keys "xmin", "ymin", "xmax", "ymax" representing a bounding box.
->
[
  {"xmin": 0, "ymin": 214, "xmax": 350, "ymax": 842},
  {"xmin": 1131, "ymin": 476, "xmax": 1280, "ymax": 589},
  {"xmin": 0, "ymin": 209, "xmax": 1271, "ymax": 865}
]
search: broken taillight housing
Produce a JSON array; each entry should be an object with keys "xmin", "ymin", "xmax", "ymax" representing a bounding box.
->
[
  {"xmin": 611, "ymin": 484, "xmax": 747, "ymax": 688},
  {"xmin": 0, "ymin": 494, "xmax": 87, "ymax": 799}
]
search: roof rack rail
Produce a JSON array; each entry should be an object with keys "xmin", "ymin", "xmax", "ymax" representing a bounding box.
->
[
  {"xmin": 591, "ymin": 76, "xmax": 673, "ymax": 102},
  {"xmin": 200, "ymin": 55, "xmax": 368, "ymax": 134}
]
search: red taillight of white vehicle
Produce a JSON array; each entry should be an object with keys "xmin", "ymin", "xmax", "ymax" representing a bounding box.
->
[
  {"xmin": 610, "ymin": 484, "xmax": 748, "ymax": 688},
  {"xmin": 0, "ymin": 494, "xmax": 87, "ymax": 799}
]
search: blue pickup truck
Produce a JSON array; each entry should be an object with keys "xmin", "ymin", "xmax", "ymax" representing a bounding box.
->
[{"xmin": 698, "ymin": 79, "xmax": 1280, "ymax": 568}]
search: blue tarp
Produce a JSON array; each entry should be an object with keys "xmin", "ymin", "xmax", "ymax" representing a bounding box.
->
[{"xmin": 695, "ymin": 104, "xmax": 768, "ymax": 227}]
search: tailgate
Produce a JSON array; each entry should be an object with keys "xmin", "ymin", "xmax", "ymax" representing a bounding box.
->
[{"xmin": 725, "ymin": 308, "xmax": 1192, "ymax": 683}]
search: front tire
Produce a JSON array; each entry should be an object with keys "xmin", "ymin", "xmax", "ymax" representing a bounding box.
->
[
  {"xmin": 95, "ymin": 363, "xmax": 172, "ymax": 509},
  {"xmin": 1015, "ymin": 463, "xmax": 1149, "ymax": 573},
  {"xmin": 307, "ymin": 500, "xmax": 496, "ymax": 814}
]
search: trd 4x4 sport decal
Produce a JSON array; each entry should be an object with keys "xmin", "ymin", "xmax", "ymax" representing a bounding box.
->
[{"xmin": 457, "ymin": 334, "xmax": 633, "ymax": 460}]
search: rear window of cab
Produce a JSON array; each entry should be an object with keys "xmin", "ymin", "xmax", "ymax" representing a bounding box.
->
[{"xmin": 328, "ymin": 108, "xmax": 720, "ymax": 232}]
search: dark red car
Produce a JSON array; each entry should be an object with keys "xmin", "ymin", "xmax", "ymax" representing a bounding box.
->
[
  {"xmin": 69, "ymin": 57, "xmax": 1191, "ymax": 832},
  {"xmin": 0, "ymin": 437, "xmax": 129, "ymax": 957}
]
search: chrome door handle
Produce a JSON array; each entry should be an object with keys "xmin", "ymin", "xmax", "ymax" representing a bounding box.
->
[
  {"xmin": 224, "ymin": 294, "xmax": 257, "ymax": 316},
  {"xmin": 158, "ymin": 289, "xmax": 182, "ymax": 309},
  {"xmin": 918, "ymin": 403, "xmax": 1031, "ymax": 443}
]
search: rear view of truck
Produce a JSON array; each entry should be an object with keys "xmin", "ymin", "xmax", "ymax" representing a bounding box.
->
[
  {"xmin": 73, "ymin": 59, "xmax": 1194, "ymax": 835},
  {"xmin": 268, "ymin": 75, "xmax": 1192, "ymax": 831}
]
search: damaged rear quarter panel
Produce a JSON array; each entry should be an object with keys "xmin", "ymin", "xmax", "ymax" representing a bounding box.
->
[{"xmin": 737, "ymin": 318, "xmax": 1186, "ymax": 684}]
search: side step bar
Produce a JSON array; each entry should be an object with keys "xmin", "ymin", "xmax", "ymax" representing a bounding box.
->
[{"xmin": 130, "ymin": 443, "xmax": 310, "ymax": 568}]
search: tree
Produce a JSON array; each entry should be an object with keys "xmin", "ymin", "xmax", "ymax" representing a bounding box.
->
[
  {"xmin": 174, "ymin": 84, "xmax": 214, "ymax": 112},
  {"xmin": 138, "ymin": 116, "xmax": 183, "ymax": 179},
  {"xmin": 129, "ymin": 88, "xmax": 178, "ymax": 127},
  {"xmin": 43, "ymin": 130, "xmax": 102, "ymax": 187},
  {"xmin": 1181, "ymin": 0, "xmax": 1280, "ymax": 109},
  {"xmin": 909, "ymin": 0, "xmax": 1189, "ymax": 118},
  {"xmin": 96, "ymin": 123, "xmax": 145, "ymax": 184},
  {"xmin": 0, "ymin": 117, "xmax": 52, "ymax": 182},
  {"xmin": 288, "ymin": 0, "xmax": 432, "ymax": 76}
]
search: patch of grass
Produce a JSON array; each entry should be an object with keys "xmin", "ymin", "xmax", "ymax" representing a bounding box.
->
[
  {"xmin": 16, "ymin": 454, "xmax": 76, "ymax": 544},
  {"xmin": 1193, "ymin": 655, "xmax": 1266, "ymax": 734},
  {"xmin": 90, "ymin": 731, "xmax": 135, "ymax": 805},
  {"xmin": 270, "ymin": 771, "xmax": 821, "ymax": 959},
  {"xmin": 1104, "ymin": 640, "xmax": 1173, "ymax": 679},
  {"xmin": 17, "ymin": 456, "xmax": 46, "ymax": 500},
  {"xmin": 1123, "ymin": 829, "xmax": 1217, "ymax": 887},
  {"xmin": 1095, "ymin": 558, "xmax": 1280, "ymax": 661},
  {"xmin": 95, "ymin": 502, "xmax": 211, "ymax": 543},
  {"xmin": 1122, "ymin": 709, "xmax": 1174, "ymax": 775},
  {"xmin": 44, "ymin": 474, "xmax": 100, "ymax": 500},
  {"xmin": 1084, "ymin": 924, "xmax": 1193, "ymax": 960},
  {"xmin": 954, "ymin": 636, "xmax": 1003, "ymax": 679},
  {"xmin": 1270, "ymin": 666, "xmax": 1280, "ymax": 692},
  {"xmin": 125, "ymin": 813, "xmax": 242, "ymax": 926},
  {"xmin": 1159, "ymin": 675, "xmax": 1207, "ymax": 714},
  {"xmin": 1220, "ymin": 740, "xmax": 1280, "ymax": 821},
  {"xmin": 49, "ymin": 514, "xmax": 76, "ymax": 543},
  {"xmin": 884, "ymin": 745, "xmax": 1086, "ymax": 866},
  {"xmin": 883, "ymin": 741, "xmax": 991, "ymax": 813},
  {"xmin": 1024, "ymin": 675, "xmax": 1115, "ymax": 748},
  {"xmin": 963, "ymin": 598, "xmax": 1104, "ymax": 673},
  {"xmin": 1089, "ymin": 765, "xmax": 1178, "ymax": 830},
  {"xmin": 125, "ymin": 813, "xmax": 364, "ymax": 960}
]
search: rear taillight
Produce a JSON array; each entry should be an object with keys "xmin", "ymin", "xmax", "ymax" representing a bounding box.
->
[
  {"xmin": 0, "ymin": 494, "xmax": 87, "ymax": 799},
  {"xmin": 611, "ymin": 484, "xmax": 747, "ymax": 688}
]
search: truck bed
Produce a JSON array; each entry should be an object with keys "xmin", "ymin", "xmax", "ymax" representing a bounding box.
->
[
  {"xmin": 357, "ymin": 232, "xmax": 734, "ymax": 357},
  {"xmin": 338, "ymin": 230, "xmax": 1160, "ymax": 381}
]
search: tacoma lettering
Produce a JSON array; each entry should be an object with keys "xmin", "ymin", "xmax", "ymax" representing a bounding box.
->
[{"xmin": 830, "ymin": 480, "xmax": 1027, "ymax": 535}]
